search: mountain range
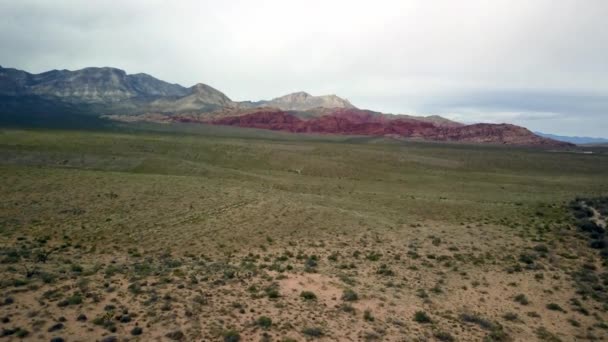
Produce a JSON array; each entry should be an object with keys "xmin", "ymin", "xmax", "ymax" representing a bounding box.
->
[
  {"xmin": 535, "ymin": 132, "xmax": 608, "ymax": 145},
  {"xmin": 0, "ymin": 66, "xmax": 573, "ymax": 147}
]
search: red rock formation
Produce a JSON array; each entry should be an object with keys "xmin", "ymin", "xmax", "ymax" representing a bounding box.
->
[
  {"xmin": 212, "ymin": 110, "xmax": 304, "ymax": 132},
  {"xmin": 207, "ymin": 108, "xmax": 572, "ymax": 147}
]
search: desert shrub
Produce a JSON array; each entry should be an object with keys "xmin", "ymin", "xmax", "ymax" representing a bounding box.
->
[
  {"xmin": 546, "ymin": 303, "xmax": 564, "ymax": 312},
  {"xmin": 327, "ymin": 252, "xmax": 339, "ymax": 262},
  {"xmin": 165, "ymin": 330, "xmax": 185, "ymax": 340},
  {"xmin": 40, "ymin": 272, "xmax": 56, "ymax": 284},
  {"xmin": 92, "ymin": 314, "xmax": 115, "ymax": 332},
  {"xmin": 413, "ymin": 311, "xmax": 431, "ymax": 323},
  {"xmin": 264, "ymin": 284, "xmax": 280, "ymax": 299},
  {"xmin": 57, "ymin": 293, "xmax": 82, "ymax": 307},
  {"xmin": 300, "ymin": 291, "xmax": 317, "ymax": 301},
  {"xmin": 460, "ymin": 313, "xmax": 496, "ymax": 330},
  {"xmin": 3, "ymin": 297, "xmax": 14, "ymax": 305},
  {"xmin": 1, "ymin": 327, "xmax": 17, "ymax": 337},
  {"xmin": 256, "ymin": 316, "xmax": 272, "ymax": 329},
  {"xmin": 364, "ymin": 309, "xmax": 374, "ymax": 321},
  {"xmin": 535, "ymin": 327, "xmax": 562, "ymax": 341},
  {"xmin": 416, "ymin": 289, "xmax": 429, "ymax": 298},
  {"xmin": 376, "ymin": 264, "xmax": 395, "ymax": 276},
  {"xmin": 131, "ymin": 327, "xmax": 143, "ymax": 335},
  {"xmin": 484, "ymin": 326, "xmax": 510, "ymax": 342},
  {"xmin": 222, "ymin": 330, "xmax": 240, "ymax": 342},
  {"xmin": 533, "ymin": 244, "xmax": 549, "ymax": 253},
  {"xmin": 434, "ymin": 331, "xmax": 455, "ymax": 342},
  {"xmin": 340, "ymin": 303, "xmax": 355, "ymax": 313},
  {"xmin": 70, "ymin": 264, "xmax": 83, "ymax": 273},
  {"xmin": 514, "ymin": 294, "xmax": 529, "ymax": 305},
  {"xmin": 342, "ymin": 289, "xmax": 358, "ymax": 301},
  {"xmin": 519, "ymin": 253, "xmax": 537, "ymax": 265},
  {"xmin": 590, "ymin": 239, "xmax": 607, "ymax": 249},
  {"xmin": 302, "ymin": 327, "xmax": 323, "ymax": 337},
  {"xmin": 366, "ymin": 252, "xmax": 382, "ymax": 261},
  {"xmin": 305, "ymin": 256, "xmax": 318, "ymax": 267},
  {"xmin": 15, "ymin": 328, "xmax": 29, "ymax": 338}
]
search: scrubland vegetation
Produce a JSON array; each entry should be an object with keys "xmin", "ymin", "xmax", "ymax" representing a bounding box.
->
[{"xmin": 1, "ymin": 125, "xmax": 607, "ymax": 341}]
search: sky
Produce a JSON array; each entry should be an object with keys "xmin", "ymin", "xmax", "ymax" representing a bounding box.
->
[{"xmin": 1, "ymin": 0, "xmax": 607, "ymax": 137}]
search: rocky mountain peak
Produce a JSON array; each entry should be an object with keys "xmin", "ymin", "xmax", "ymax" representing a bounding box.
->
[{"xmin": 261, "ymin": 92, "xmax": 355, "ymax": 111}]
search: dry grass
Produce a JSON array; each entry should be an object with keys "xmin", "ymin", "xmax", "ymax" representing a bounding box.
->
[{"xmin": 0, "ymin": 127, "xmax": 607, "ymax": 341}]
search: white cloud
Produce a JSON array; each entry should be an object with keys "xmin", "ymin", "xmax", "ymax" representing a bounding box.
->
[{"xmin": 0, "ymin": 0, "xmax": 607, "ymax": 136}]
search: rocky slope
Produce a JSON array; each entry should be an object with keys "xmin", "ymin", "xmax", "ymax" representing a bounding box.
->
[{"xmin": 245, "ymin": 91, "xmax": 355, "ymax": 111}]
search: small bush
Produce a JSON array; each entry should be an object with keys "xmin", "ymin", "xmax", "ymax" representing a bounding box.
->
[
  {"xmin": 535, "ymin": 327, "xmax": 562, "ymax": 341},
  {"xmin": 223, "ymin": 329, "xmax": 240, "ymax": 342},
  {"xmin": 342, "ymin": 289, "xmax": 358, "ymax": 301},
  {"xmin": 256, "ymin": 316, "xmax": 272, "ymax": 329},
  {"xmin": 376, "ymin": 264, "xmax": 395, "ymax": 276},
  {"xmin": 264, "ymin": 285, "xmax": 280, "ymax": 299},
  {"xmin": 546, "ymin": 303, "xmax": 564, "ymax": 312},
  {"xmin": 460, "ymin": 313, "xmax": 496, "ymax": 330},
  {"xmin": 165, "ymin": 330, "xmax": 185, "ymax": 341},
  {"xmin": 519, "ymin": 253, "xmax": 536, "ymax": 265},
  {"xmin": 131, "ymin": 327, "xmax": 143, "ymax": 336},
  {"xmin": 302, "ymin": 327, "xmax": 323, "ymax": 337},
  {"xmin": 364, "ymin": 309, "xmax": 374, "ymax": 321},
  {"xmin": 434, "ymin": 331, "xmax": 455, "ymax": 342},
  {"xmin": 568, "ymin": 318, "xmax": 581, "ymax": 327},
  {"xmin": 340, "ymin": 303, "xmax": 355, "ymax": 313},
  {"xmin": 15, "ymin": 328, "xmax": 29, "ymax": 338},
  {"xmin": 300, "ymin": 291, "xmax": 317, "ymax": 301},
  {"xmin": 366, "ymin": 252, "xmax": 382, "ymax": 261},
  {"xmin": 413, "ymin": 311, "xmax": 431, "ymax": 323},
  {"xmin": 533, "ymin": 244, "xmax": 549, "ymax": 253},
  {"xmin": 514, "ymin": 294, "xmax": 529, "ymax": 305}
]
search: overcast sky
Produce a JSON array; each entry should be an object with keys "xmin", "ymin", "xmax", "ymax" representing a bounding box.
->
[{"xmin": 1, "ymin": 0, "xmax": 607, "ymax": 137}]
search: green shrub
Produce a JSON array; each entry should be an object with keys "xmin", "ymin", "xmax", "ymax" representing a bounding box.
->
[
  {"xmin": 302, "ymin": 327, "xmax": 323, "ymax": 337},
  {"xmin": 341, "ymin": 289, "xmax": 358, "ymax": 301},
  {"xmin": 434, "ymin": 331, "xmax": 455, "ymax": 342},
  {"xmin": 460, "ymin": 313, "xmax": 496, "ymax": 330},
  {"xmin": 514, "ymin": 294, "xmax": 529, "ymax": 305},
  {"xmin": 300, "ymin": 291, "xmax": 317, "ymax": 301},
  {"xmin": 413, "ymin": 311, "xmax": 431, "ymax": 323},
  {"xmin": 256, "ymin": 316, "xmax": 272, "ymax": 329},
  {"xmin": 222, "ymin": 330, "xmax": 240, "ymax": 342},
  {"xmin": 546, "ymin": 303, "xmax": 564, "ymax": 312}
]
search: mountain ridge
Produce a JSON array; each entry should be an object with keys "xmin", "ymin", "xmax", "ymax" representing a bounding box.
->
[
  {"xmin": 0, "ymin": 65, "xmax": 573, "ymax": 147},
  {"xmin": 535, "ymin": 132, "xmax": 608, "ymax": 145}
]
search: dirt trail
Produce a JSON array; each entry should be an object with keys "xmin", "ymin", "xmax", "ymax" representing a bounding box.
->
[{"xmin": 583, "ymin": 201, "xmax": 607, "ymax": 228}]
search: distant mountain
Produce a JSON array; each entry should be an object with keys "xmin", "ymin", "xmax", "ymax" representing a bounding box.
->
[
  {"xmin": 535, "ymin": 132, "xmax": 608, "ymax": 145},
  {"xmin": 0, "ymin": 66, "xmax": 189, "ymax": 101},
  {"xmin": 0, "ymin": 65, "xmax": 572, "ymax": 147},
  {"xmin": 248, "ymin": 91, "xmax": 355, "ymax": 111},
  {"xmin": 0, "ymin": 66, "xmax": 231, "ymax": 114}
]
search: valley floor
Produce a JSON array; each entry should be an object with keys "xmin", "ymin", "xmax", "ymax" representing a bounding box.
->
[{"xmin": 0, "ymin": 125, "xmax": 607, "ymax": 341}]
